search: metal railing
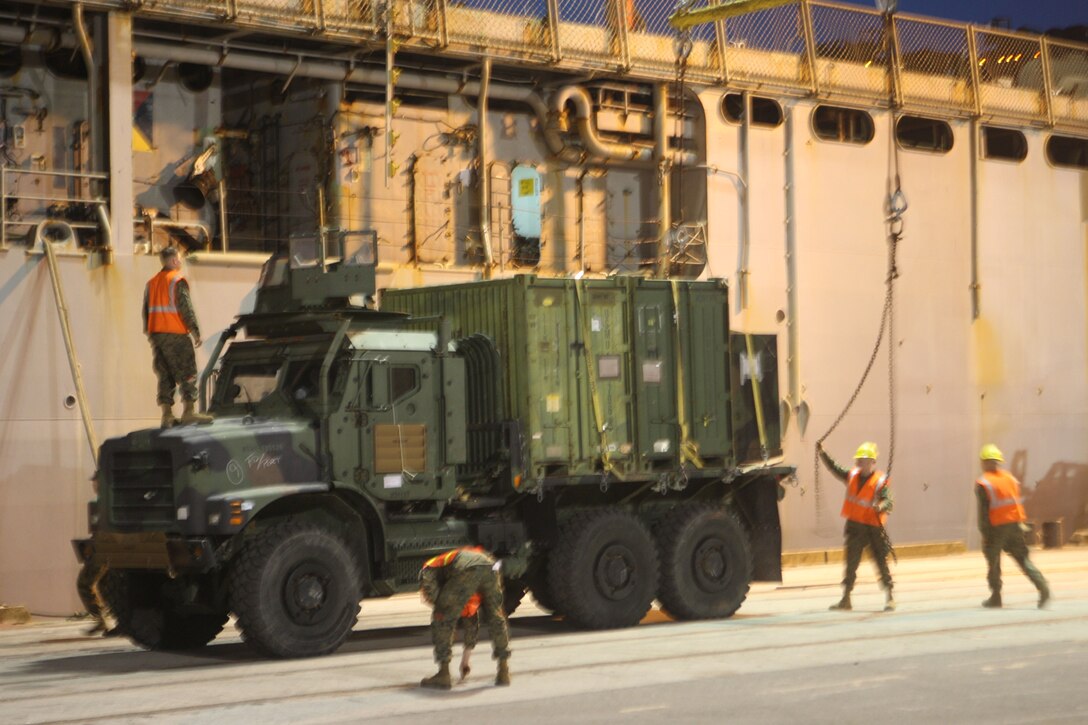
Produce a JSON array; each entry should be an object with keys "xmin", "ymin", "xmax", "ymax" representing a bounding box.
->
[
  {"xmin": 64, "ymin": 0, "xmax": 1088, "ymax": 131},
  {"xmin": 0, "ymin": 167, "xmax": 108, "ymax": 248}
]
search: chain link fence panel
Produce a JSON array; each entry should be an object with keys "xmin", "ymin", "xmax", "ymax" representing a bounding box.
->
[
  {"xmin": 809, "ymin": 2, "xmax": 890, "ymax": 102},
  {"xmin": 894, "ymin": 16, "xmax": 973, "ymax": 115},
  {"xmin": 627, "ymin": 0, "xmax": 721, "ymax": 82},
  {"xmin": 231, "ymin": 0, "xmax": 322, "ymax": 32},
  {"xmin": 555, "ymin": 0, "xmax": 621, "ymax": 69},
  {"xmin": 1045, "ymin": 41, "xmax": 1088, "ymax": 130},
  {"xmin": 323, "ymin": 0, "xmax": 379, "ymax": 35},
  {"xmin": 972, "ymin": 29, "xmax": 1046, "ymax": 123},
  {"xmin": 721, "ymin": 2, "xmax": 807, "ymax": 89},
  {"xmin": 390, "ymin": 0, "xmax": 443, "ymax": 41},
  {"xmin": 138, "ymin": 0, "xmax": 231, "ymax": 21},
  {"xmin": 444, "ymin": 0, "xmax": 553, "ymax": 59}
]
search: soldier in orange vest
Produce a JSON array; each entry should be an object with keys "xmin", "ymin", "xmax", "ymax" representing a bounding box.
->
[
  {"xmin": 817, "ymin": 441, "xmax": 895, "ymax": 612},
  {"xmin": 142, "ymin": 247, "xmax": 212, "ymax": 427},
  {"xmin": 418, "ymin": 546, "xmax": 511, "ymax": 689},
  {"xmin": 976, "ymin": 444, "xmax": 1050, "ymax": 608}
]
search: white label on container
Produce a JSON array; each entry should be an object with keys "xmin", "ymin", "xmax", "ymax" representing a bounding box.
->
[
  {"xmin": 383, "ymin": 474, "xmax": 403, "ymax": 489},
  {"xmin": 546, "ymin": 394, "xmax": 561, "ymax": 412},
  {"xmin": 591, "ymin": 317, "xmax": 602, "ymax": 332}
]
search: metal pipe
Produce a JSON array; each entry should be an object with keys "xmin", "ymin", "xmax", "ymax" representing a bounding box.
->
[
  {"xmin": 94, "ymin": 201, "xmax": 112, "ymax": 253},
  {"xmin": 969, "ymin": 118, "xmax": 980, "ymax": 319},
  {"xmin": 737, "ymin": 90, "xmax": 752, "ymax": 310},
  {"xmin": 653, "ymin": 83, "xmax": 671, "ymax": 278},
  {"xmin": 218, "ymin": 179, "xmax": 230, "ymax": 252},
  {"xmin": 576, "ymin": 170, "xmax": 587, "ymax": 273},
  {"xmin": 41, "ymin": 229, "xmax": 99, "ymax": 465},
  {"xmin": 72, "ymin": 4, "xmax": 96, "ymax": 178},
  {"xmin": 478, "ymin": 57, "xmax": 495, "ymax": 273},
  {"xmin": 784, "ymin": 104, "xmax": 803, "ymax": 426}
]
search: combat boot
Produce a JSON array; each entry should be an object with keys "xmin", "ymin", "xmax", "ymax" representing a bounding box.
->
[
  {"xmin": 828, "ymin": 593, "xmax": 852, "ymax": 611},
  {"xmin": 495, "ymin": 658, "xmax": 510, "ymax": 686},
  {"xmin": 421, "ymin": 662, "xmax": 452, "ymax": 690},
  {"xmin": 180, "ymin": 401, "xmax": 213, "ymax": 425},
  {"xmin": 1038, "ymin": 585, "xmax": 1050, "ymax": 609},
  {"xmin": 982, "ymin": 592, "xmax": 1002, "ymax": 608},
  {"xmin": 883, "ymin": 590, "xmax": 896, "ymax": 612},
  {"xmin": 160, "ymin": 404, "xmax": 178, "ymax": 428}
]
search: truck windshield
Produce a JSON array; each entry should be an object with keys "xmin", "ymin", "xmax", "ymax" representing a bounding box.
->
[{"xmin": 214, "ymin": 355, "xmax": 349, "ymax": 416}]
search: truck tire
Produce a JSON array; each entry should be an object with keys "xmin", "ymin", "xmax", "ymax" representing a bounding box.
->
[
  {"xmin": 525, "ymin": 559, "xmax": 558, "ymax": 614},
  {"xmin": 98, "ymin": 570, "xmax": 227, "ymax": 650},
  {"xmin": 229, "ymin": 518, "xmax": 362, "ymax": 658},
  {"xmin": 547, "ymin": 509, "xmax": 659, "ymax": 629},
  {"xmin": 656, "ymin": 503, "xmax": 752, "ymax": 620}
]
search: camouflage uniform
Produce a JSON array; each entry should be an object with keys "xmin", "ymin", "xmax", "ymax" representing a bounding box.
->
[
  {"xmin": 819, "ymin": 449, "xmax": 895, "ymax": 595},
  {"xmin": 976, "ymin": 485, "xmax": 1048, "ymax": 598},
  {"xmin": 143, "ymin": 275, "xmax": 201, "ymax": 405},
  {"xmin": 76, "ymin": 561, "xmax": 111, "ymax": 634},
  {"xmin": 421, "ymin": 548, "xmax": 510, "ymax": 666}
]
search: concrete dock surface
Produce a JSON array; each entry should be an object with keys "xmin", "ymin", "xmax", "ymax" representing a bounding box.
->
[{"xmin": 1, "ymin": 548, "xmax": 1085, "ymax": 724}]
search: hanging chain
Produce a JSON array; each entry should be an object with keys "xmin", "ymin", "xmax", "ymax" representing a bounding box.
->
[{"xmin": 813, "ymin": 8, "xmax": 905, "ymax": 533}]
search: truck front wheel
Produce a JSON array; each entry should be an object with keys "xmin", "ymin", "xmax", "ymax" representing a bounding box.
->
[
  {"xmin": 656, "ymin": 503, "xmax": 752, "ymax": 620},
  {"xmin": 98, "ymin": 570, "xmax": 227, "ymax": 650},
  {"xmin": 547, "ymin": 509, "xmax": 659, "ymax": 629},
  {"xmin": 229, "ymin": 518, "xmax": 362, "ymax": 658}
]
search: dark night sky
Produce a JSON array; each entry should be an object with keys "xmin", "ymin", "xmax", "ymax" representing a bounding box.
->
[{"xmin": 839, "ymin": 1, "xmax": 1085, "ymax": 32}]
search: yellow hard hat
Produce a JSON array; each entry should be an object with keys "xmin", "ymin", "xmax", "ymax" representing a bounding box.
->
[
  {"xmin": 979, "ymin": 444, "xmax": 1004, "ymax": 462},
  {"xmin": 854, "ymin": 441, "xmax": 878, "ymax": 460}
]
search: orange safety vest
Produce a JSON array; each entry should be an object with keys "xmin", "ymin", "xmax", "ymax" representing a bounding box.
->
[
  {"xmin": 841, "ymin": 468, "xmax": 889, "ymax": 527},
  {"xmin": 145, "ymin": 269, "xmax": 190, "ymax": 334},
  {"xmin": 976, "ymin": 470, "xmax": 1026, "ymax": 526},
  {"xmin": 423, "ymin": 546, "xmax": 486, "ymax": 618}
]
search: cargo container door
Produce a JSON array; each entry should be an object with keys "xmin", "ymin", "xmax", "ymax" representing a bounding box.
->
[
  {"xmin": 629, "ymin": 283, "xmax": 678, "ymax": 473},
  {"xmin": 573, "ymin": 282, "xmax": 634, "ymax": 476},
  {"xmin": 682, "ymin": 286, "xmax": 732, "ymax": 465},
  {"xmin": 525, "ymin": 284, "xmax": 575, "ymax": 475}
]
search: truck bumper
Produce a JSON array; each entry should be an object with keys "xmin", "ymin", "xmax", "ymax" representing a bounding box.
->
[{"xmin": 72, "ymin": 533, "xmax": 219, "ymax": 572}]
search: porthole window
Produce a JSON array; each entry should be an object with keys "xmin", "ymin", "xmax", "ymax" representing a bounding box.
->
[
  {"xmin": 981, "ymin": 126, "xmax": 1027, "ymax": 162},
  {"xmin": 1045, "ymin": 135, "xmax": 1088, "ymax": 170},
  {"xmin": 722, "ymin": 94, "xmax": 784, "ymax": 127},
  {"xmin": 812, "ymin": 105, "xmax": 874, "ymax": 145},
  {"xmin": 896, "ymin": 116, "xmax": 953, "ymax": 153}
]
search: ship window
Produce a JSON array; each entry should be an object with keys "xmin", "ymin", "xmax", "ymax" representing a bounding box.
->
[
  {"xmin": 390, "ymin": 366, "xmax": 419, "ymax": 402},
  {"xmin": 721, "ymin": 94, "xmax": 783, "ymax": 127},
  {"xmin": 981, "ymin": 126, "xmax": 1027, "ymax": 162},
  {"xmin": 1045, "ymin": 135, "xmax": 1088, "ymax": 170},
  {"xmin": 812, "ymin": 106, "xmax": 874, "ymax": 145},
  {"xmin": 896, "ymin": 116, "xmax": 953, "ymax": 153}
]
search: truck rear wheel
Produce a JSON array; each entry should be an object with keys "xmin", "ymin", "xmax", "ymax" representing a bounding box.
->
[
  {"xmin": 229, "ymin": 518, "xmax": 362, "ymax": 658},
  {"xmin": 656, "ymin": 504, "xmax": 752, "ymax": 620},
  {"xmin": 547, "ymin": 509, "xmax": 659, "ymax": 629},
  {"xmin": 98, "ymin": 570, "xmax": 227, "ymax": 650}
]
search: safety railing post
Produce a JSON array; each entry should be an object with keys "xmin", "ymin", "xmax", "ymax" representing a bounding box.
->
[
  {"xmin": 799, "ymin": 0, "xmax": 819, "ymax": 96},
  {"xmin": 1040, "ymin": 37, "xmax": 1055, "ymax": 128},
  {"xmin": 546, "ymin": 0, "xmax": 561, "ymax": 63},
  {"xmin": 966, "ymin": 26, "xmax": 983, "ymax": 117}
]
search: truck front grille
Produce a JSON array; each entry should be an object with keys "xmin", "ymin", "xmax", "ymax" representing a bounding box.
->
[{"xmin": 109, "ymin": 450, "xmax": 175, "ymax": 526}]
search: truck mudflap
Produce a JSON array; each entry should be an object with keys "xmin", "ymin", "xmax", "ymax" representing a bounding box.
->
[
  {"xmin": 732, "ymin": 462, "xmax": 793, "ymax": 583},
  {"xmin": 72, "ymin": 533, "xmax": 218, "ymax": 572}
]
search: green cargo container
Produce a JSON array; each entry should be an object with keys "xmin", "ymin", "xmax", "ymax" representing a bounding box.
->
[{"xmin": 381, "ymin": 275, "xmax": 781, "ymax": 485}]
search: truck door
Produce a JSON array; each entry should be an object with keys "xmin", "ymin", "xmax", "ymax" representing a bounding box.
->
[{"xmin": 357, "ymin": 353, "xmax": 442, "ymax": 501}]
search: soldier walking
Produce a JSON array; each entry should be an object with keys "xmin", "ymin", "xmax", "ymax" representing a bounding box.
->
[
  {"xmin": 419, "ymin": 546, "xmax": 511, "ymax": 689},
  {"xmin": 976, "ymin": 444, "xmax": 1050, "ymax": 608},
  {"xmin": 143, "ymin": 247, "xmax": 212, "ymax": 427},
  {"xmin": 817, "ymin": 441, "xmax": 896, "ymax": 612}
]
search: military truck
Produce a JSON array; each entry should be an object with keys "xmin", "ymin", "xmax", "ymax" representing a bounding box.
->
[{"xmin": 74, "ymin": 232, "xmax": 791, "ymax": 658}]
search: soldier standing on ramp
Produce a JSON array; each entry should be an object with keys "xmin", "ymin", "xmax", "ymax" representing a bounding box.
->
[
  {"xmin": 976, "ymin": 444, "xmax": 1050, "ymax": 608},
  {"xmin": 817, "ymin": 441, "xmax": 896, "ymax": 612},
  {"xmin": 419, "ymin": 546, "xmax": 511, "ymax": 689},
  {"xmin": 143, "ymin": 247, "xmax": 212, "ymax": 428}
]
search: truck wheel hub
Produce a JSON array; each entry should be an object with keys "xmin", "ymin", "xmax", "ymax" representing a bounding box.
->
[
  {"xmin": 286, "ymin": 565, "xmax": 331, "ymax": 617},
  {"xmin": 595, "ymin": 544, "xmax": 635, "ymax": 600},
  {"xmin": 694, "ymin": 539, "xmax": 728, "ymax": 592}
]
